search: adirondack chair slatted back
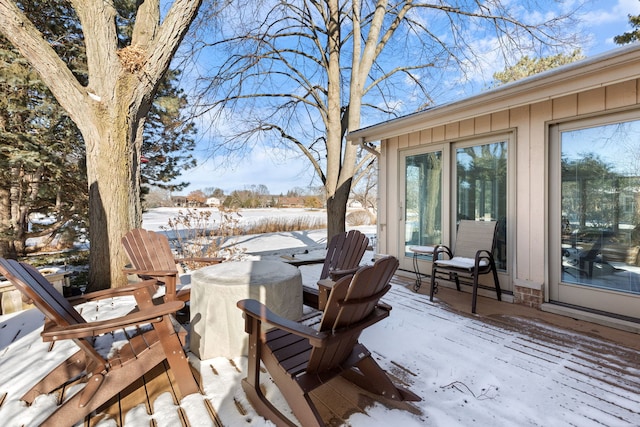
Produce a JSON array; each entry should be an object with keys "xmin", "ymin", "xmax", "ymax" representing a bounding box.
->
[
  {"xmin": 0, "ymin": 259, "xmax": 85, "ymax": 326},
  {"xmin": 453, "ymin": 220, "xmax": 498, "ymax": 258},
  {"xmin": 319, "ymin": 230, "xmax": 369, "ymax": 280},
  {"xmin": 307, "ymin": 256, "xmax": 398, "ymax": 373},
  {"xmin": 0, "ymin": 259, "xmax": 107, "ymax": 368},
  {"xmin": 122, "ymin": 228, "xmax": 177, "ymax": 272}
]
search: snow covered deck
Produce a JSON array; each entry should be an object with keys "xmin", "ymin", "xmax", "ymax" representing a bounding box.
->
[{"xmin": 0, "ymin": 273, "xmax": 639, "ymax": 426}]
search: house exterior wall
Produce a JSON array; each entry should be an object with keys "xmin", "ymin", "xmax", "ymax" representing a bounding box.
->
[{"xmin": 377, "ymin": 77, "xmax": 640, "ymax": 310}]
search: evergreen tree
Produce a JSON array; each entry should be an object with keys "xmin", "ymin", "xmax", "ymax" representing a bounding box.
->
[
  {"xmin": 0, "ymin": 32, "xmax": 87, "ymax": 257},
  {"xmin": 492, "ymin": 50, "xmax": 584, "ymax": 86},
  {"xmin": 614, "ymin": 6, "xmax": 640, "ymax": 45}
]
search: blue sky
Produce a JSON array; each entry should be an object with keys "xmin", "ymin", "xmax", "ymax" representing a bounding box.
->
[{"xmin": 172, "ymin": 0, "xmax": 640, "ymax": 197}]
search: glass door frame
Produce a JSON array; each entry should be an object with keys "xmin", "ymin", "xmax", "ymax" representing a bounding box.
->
[
  {"xmin": 549, "ymin": 110, "xmax": 640, "ymax": 318},
  {"xmin": 399, "ymin": 143, "xmax": 449, "ymax": 274},
  {"xmin": 450, "ymin": 133, "xmax": 515, "ymax": 279}
]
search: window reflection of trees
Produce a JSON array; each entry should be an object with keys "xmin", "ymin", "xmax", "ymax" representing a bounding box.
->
[
  {"xmin": 456, "ymin": 142, "xmax": 507, "ymax": 269},
  {"xmin": 405, "ymin": 152, "xmax": 442, "ymax": 250},
  {"xmin": 561, "ymin": 119, "xmax": 640, "ymax": 293}
]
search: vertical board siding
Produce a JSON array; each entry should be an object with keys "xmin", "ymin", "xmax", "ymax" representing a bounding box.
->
[
  {"xmin": 552, "ymin": 93, "xmax": 578, "ymax": 119},
  {"xmin": 605, "ymin": 79, "xmax": 638, "ymax": 110},
  {"xmin": 445, "ymin": 122, "xmax": 459, "ymax": 139},
  {"xmin": 460, "ymin": 118, "xmax": 475, "ymax": 137},
  {"xmin": 433, "ymin": 125, "xmax": 445, "ymax": 142},
  {"xmin": 420, "ymin": 128, "xmax": 433, "ymax": 144},
  {"xmin": 491, "ymin": 110, "xmax": 510, "ymax": 130},
  {"xmin": 475, "ymin": 115, "xmax": 491, "ymax": 134},
  {"xmin": 578, "ymin": 87, "xmax": 606, "ymax": 115}
]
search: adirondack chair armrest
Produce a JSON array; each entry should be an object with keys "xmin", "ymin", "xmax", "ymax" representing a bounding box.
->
[
  {"xmin": 175, "ymin": 256, "xmax": 225, "ymax": 264},
  {"xmin": 328, "ymin": 266, "xmax": 360, "ymax": 280},
  {"xmin": 41, "ymin": 300, "xmax": 185, "ymax": 341},
  {"xmin": 68, "ymin": 279, "xmax": 160, "ymax": 305},
  {"xmin": 237, "ymin": 299, "xmax": 326, "ymax": 347},
  {"xmin": 280, "ymin": 256, "xmax": 327, "ymax": 267},
  {"xmin": 122, "ymin": 267, "xmax": 179, "ymax": 277},
  {"xmin": 327, "ymin": 306, "xmax": 391, "ymax": 339}
]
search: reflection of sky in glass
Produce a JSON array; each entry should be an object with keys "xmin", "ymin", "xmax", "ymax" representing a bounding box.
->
[{"xmin": 562, "ymin": 120, "xmax": 640, "ymax": 175}]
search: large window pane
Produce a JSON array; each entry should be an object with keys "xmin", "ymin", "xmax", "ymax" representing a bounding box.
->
[
  {"xmin": 405, "ymin": 152, "xmax": 442, "ymax": 256},
  {"xmin": 456, "ymin": 142, "xmax": 507, "ymax": 269},
  {"xmin": 561, "ymin": 119, "xmax": 640, "ymax": 295}
]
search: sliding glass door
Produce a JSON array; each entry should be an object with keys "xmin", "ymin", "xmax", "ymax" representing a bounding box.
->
[
  {"xmin": 401, "ymin": 134, "xmax": 511, "ymax": 286},
  {"xmin": 550, "ymin": 113, "xmax": 640, "ymax": 318}
]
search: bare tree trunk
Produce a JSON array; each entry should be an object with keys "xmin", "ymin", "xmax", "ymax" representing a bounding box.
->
[
  {"xmin": 84, "ymin": 103, "xmax": 140, "ymax": 290},
  {"xmin": 0, "ymin": 186, "xmax": 16, "ymax": 259},
  {"xmin": 326, "ymin": 179, "xmax": 351, "ymax": 239}
]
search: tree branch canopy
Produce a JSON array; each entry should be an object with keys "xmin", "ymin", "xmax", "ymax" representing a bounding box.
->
[
  {"xmin": 0, "ymin": 0, "xmax": 89, "ymax": 126},
  {"xmin": 188, "ymin": 0, "xmax": 586, "ymax": 238}
]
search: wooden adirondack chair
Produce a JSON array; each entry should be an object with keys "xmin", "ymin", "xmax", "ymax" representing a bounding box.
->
[
  {"xmin": 237, "ymin": 255, "xmax": 420, "ymax": 427},
  {"xmin": 122, "ymin": 228, "xmax": 224, "ymax": 302},
  {"xmin": 0, "ymin": 258, "xmax": 200, "ymax": 427},
  {"xmin": 285, "ymin": 229, "xmax": 369, "ymax": 309},
  {"xmin": 430, "ymin": 220, "xmax": 502, "ymax": 313}
]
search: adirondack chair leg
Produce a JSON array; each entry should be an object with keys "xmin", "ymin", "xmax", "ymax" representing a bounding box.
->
[
  {"xmin": 302, "ymin": 286, "xmax": 320, "ymax": 308},
  {"xmin": 242, "ymin": 376, "xmax": 320, "ymax": 427},
  {"xmin": 164, "ymin": 275, "xmax": 177, "ymax": 302},
  {"xmin": 344, "ymin": 349, "xmax": 420, "ymax": 402},
  {"xmin": 261, "ymin": 351, "xmax": 323, "ymax": 427},
  {"xmin": 241, "ymin": 316, "xmax": 308, "ymax": 427},
  {"xmin": 22, "ymin": 350, "xmax": 87, "ymax": 404},
  {"xmin": 154, "ymin": 317, "xmax": 199, "ymax": 398}
]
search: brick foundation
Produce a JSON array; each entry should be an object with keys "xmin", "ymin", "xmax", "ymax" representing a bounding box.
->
[{"xmin": 514, "ymin": 284, "xmax": 544, "ymax": 309}]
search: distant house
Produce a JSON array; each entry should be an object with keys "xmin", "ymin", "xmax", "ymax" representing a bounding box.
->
[
  {"xmin": 278, "ymin": 197, "xmax": 306, "ymax": 208},
  {"xmin": 348, "ymin": 44, "xmax": 640, "ymax": 332},
  {"xmin": 171, "ymin": 196, "xmax": 188, "ymax": 207},
  {"xmin": 206, "ymin": 197, "xmax": 221, "ymax": 207}
]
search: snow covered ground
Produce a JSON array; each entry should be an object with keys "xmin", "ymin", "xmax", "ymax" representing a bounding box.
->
[{"xmin": 0, "ymin": 208, "xmax": 638, "ymax": 426}]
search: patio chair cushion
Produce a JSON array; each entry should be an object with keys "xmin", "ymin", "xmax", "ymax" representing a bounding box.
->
[
  {"xmin": 435, "ymin": 256, "xmax": 489, "ymax": 270},
  {"xmin": 409, "ymin": 245, "xmax": 435, "ymax": 254}
]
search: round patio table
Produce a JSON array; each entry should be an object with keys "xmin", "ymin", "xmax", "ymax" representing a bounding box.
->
[{"xmin": 189, "ymin": 260, "xmax": 302, "ymax": 359}]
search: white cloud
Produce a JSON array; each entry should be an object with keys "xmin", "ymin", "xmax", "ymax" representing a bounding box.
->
[{"xmin": 580, "ymin": 0, "xmax": 640, "ymax": 52}]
